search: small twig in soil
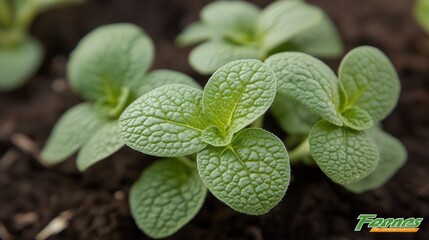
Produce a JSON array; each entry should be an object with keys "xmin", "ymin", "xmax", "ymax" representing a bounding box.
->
[
  {"xmin": 13, "ymin": 212, "xmax": 38, "ymax": 229},
  {"xmin": 0, "ymin": 223, "xmax": 13, "ymax": 240},
  {"xmin": 35, "ymin": 210, "xmax": 73, "ymax": 240},
  {"xmin": 10, "ymin": 133, "xmax": 41, "ymax": 161},
  {"xmin": 0, "ymin": 149, "xmax": 19, "ymax": 170}
]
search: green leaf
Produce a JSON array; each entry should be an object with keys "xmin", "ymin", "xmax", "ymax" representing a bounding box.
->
[
  {"xmin": 344, "ymin": 127, "xmax": 407, "ymax": 193},
  {"xmin": 41, "ymin": 103, "xmax": 102, "ymax": 164},
  {"xmin": 77, "ymin": 121, "xmax": 124, "ymax": 171},
  {"xmin": 189, "ymin": 40, "xmax": 263, "ymax": 74},
  {"xmin": 340, "ymin": 107, "xmax": 373, "ymax": 131},
  {"xmin": 271, "ymin": 93, "xmax": 319, "ymax": 135},
  {"xmin": 415, "ymin": 0, "xmax": 429, "ymax": 33},
  {"xmin": 203, "ymin": 59, "xmax": 276, "ymax": 135},
  {"xmin": 68, "ymin": 23, "xmax": 154, "ymax": 102},
  {"xmin": 0, "ymin": 36, "xmax": 43, "ymax": 91},
  {"xmin": 309, "ymin": 120, "xmax": 379, "ymax": 184},
  {"xmin": 290, "ymin": 15, "xmax": 343, "ymax": 57},
  {"xmin": 176, "ymin": 22, "xmax": 218, "ymax": 47},
  {"xmin": 201, "ymin": 1, "xmax": 260, "ymax": 36},
  {"xmin": 257, "ymin": 1, "xmax": 323, "ymax": 51},
  {"xmin": 138, "ymin": 69, "xmax": 201, "ymax": 96},
  {"xmin": 130, "ymin": 158, "xmax": 207, "ymax": 239},
  {"xmin": 201, "ymin": 125, "xmax": 233, "ymax": 146},
  {"xmin": 265, "ymin": 52, "xmax": 343, "ymax": 126},
  {"xmin": 119, "ymin": 84, "xmax": 207, "ymax": 157},
  {"xmin": 197, "ymin": 128, "xmax": 290, "ymax": 215},
  {"xmin": 338, "ymin": 46, "xmax": 400, "ymax": 122}
]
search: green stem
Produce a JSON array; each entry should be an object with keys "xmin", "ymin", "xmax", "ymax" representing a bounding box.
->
[
  {"xmin": 177, "ymin": 155, "xmax": 197, "ymax": 168},
  {"xmin": 250, "ymin": 115, "xmax": 264, "ymax": 128},
  {"xmin": 288, "ymin": 138, "xmax": 310, "ymax": 164}
]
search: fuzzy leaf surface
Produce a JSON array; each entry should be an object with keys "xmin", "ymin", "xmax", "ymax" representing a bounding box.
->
[
  {"xmin": 197, "ymin": 128, "xmax": 290, "ymax": 215},
  {"xmin": 202, "ymin": 59, "xmax": 276, "ymax": 134},
  {"xmin": 266, "ymin": 52, "xmax": 342, "ymax": 126},
  {"xmin": 130, "ymin": 158, "xmax": 206, "ymax": 239},
  {"xmin": 338, "ymin": 46, "xmax": 400, "ymax": 121},
  {"xmin": 119, "ymin": 84, "xmax": 207, "ymax": 157},
  {"xmin": 344, "ymin": 127, "xmax": 407, "ymax": 193},
  {"xmin": 309, "ymin": 120, "xmax": 379, "ymax": 184},
  {"xmin": 340, "ymin": 107, "xmax": 373, "ymax": 131}
]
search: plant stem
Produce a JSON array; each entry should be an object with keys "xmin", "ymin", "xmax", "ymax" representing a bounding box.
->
[
  {"xmin": 250, "ymin": 115, "xmax": 264, "ymax": 128},
  {"xmin": 177, "ymin": 156, "xmax": 197, "ymax": 168},
  {"xmin": 288, "ymin": 138, "xmax": 310, "ymax": 164}
]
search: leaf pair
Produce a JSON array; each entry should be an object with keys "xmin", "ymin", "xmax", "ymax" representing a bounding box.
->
[
  {"xmin": 177, "ymin": 0, "xmax": 343, "ymax": 74},
  {"xmin": 266, "ymin": 46, "xmax": 404, "ymax": 185},
  {"xmin": 41, "ymin": 23, "xmax": 199, "ymax": 171},
  {"xmin": 120, "ymin": 59, "xmax": 290, "ymax": 237}
]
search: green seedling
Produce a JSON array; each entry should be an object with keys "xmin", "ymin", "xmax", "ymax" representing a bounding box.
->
[
  {"xmin": 176, "ymin": 0, "xmax": 343, "ymax": 74},
  {"xmin": 415, "ymin": 0, "xmax": 429, "ymax": 33},
  {"xmin": 0, "ymin": 0, "xmax": 83, "ymax": 90},
  {"xmin": 120, "ymin": 59, "xmax": 290, "ymax": 238},
  {"xmin": 265, "ymin": 46, "xmax": 407, "ymax": 189},
  {"xmin": 41, "ymin": 23, "xmax": 199, "ymax": 171}
]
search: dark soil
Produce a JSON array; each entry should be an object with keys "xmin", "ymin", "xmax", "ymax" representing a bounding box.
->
[{"xmin": 1, "ymin": 0, "xmax": 429, "ymax": 239}]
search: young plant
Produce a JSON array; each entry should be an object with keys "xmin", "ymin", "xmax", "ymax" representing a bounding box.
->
[
  {"xmin": 41, "ymin": 23, "xmax": 199, "ymax": 171},
  {"xmin": 415, "ymin": 0, "xmax": 429, "ymax": 33},
  {"xmin": 265, "ymin": 46, "xmax": 407, "ymax": 191},
  {"xmin": 176, "ymin": 0, "xmax": 343, "ymax": 74},
  {"xmin": 0, "ymin": 0, "xmax": 83, "ymax": 90},
  {"xmin": 119, "ymin": 59, "xmax": 290, "ymax": 238}
]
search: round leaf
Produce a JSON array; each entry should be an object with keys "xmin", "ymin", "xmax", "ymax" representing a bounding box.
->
[
  {"xmin": 309, "ymin": 120, "xmax": 379, "ymax": 185},
  {"xmin": 130, "ymin": 158, "xmax": 207, "ymax": 239},
  {"xmin": 68, "ymin": 23, "xmax": 154, "ymax": 102},
  {"xmin": 197, "ymin": 128, "xmax": 290, "ymax": 215}
]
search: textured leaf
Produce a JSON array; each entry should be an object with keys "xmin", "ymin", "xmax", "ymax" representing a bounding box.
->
[
  {"xmin": 138, "ymin": 69, "xmax": 201, "ymax": 96},
  {"xmin": 68, "ymin": 23, "xmax": 154, "ymax": 102},
  {"xmin": 0, "ymin": 37, "xmax": 43, "ymax": 90},
  {"xmin": 271, "ymin": 93, "xmax": 319, "ymax": 135},
  {"xmin": 201, "ymin": 125, "xmax": 233, "ymax": 147},
  {"xmin": 338, "ymin": 46, "xmax": 400, "ymax": 122},
  {"xmin": 189, "ymin": 40, "xmax": 263, "ymax": 74},
  {"xmin": 77, "ymin": 121, "xmax": 124, "ymax": 171},
  {"xmin": 257, "ymin": 1, "xmax": 323, "ymax": 51},
  {"xmin": 415, "ymin": 0, "xmax": 429, "ymax": 33},
  {"xmin": 344, "ymin": 127, "xmax": 407, "ymax": 193},
  {"xmin": 176, "ymin": 22, "xmax": 218, "ymax": 46},
  {"xmin": 197, "ymin": 128, "xmax": 290, "ymax": 215},
  {"xmin": 340, "ymin": 107, "xmax": 373, "ymax": 131},
  {"xmin": 41, "ymin": 103, "xmax": 102, "ymax": 164},
  {"xmin": 290, "ymin": 15, "xmax": 343, "ymax": 57},
  {"xmin": 266, "ymin": 52, "xmax": 343, "ymax": 126},
  {"xmin": 309, "ymin": 120, "xmax": 379, "ymax": 184},
  {"xmin": 203, "ymin": 59, "xmax": 276, "ymax": 135},
  {"xmin": 119, "ymin": 84, "xmax": 207, "ymax": 157},
  {"xmin": 201, "ymin": 1, "xmax": 260, "ymax": 36},
  {"xmin": 130, "ymin": 158, "xmax": 206, "ymax": 239}
]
